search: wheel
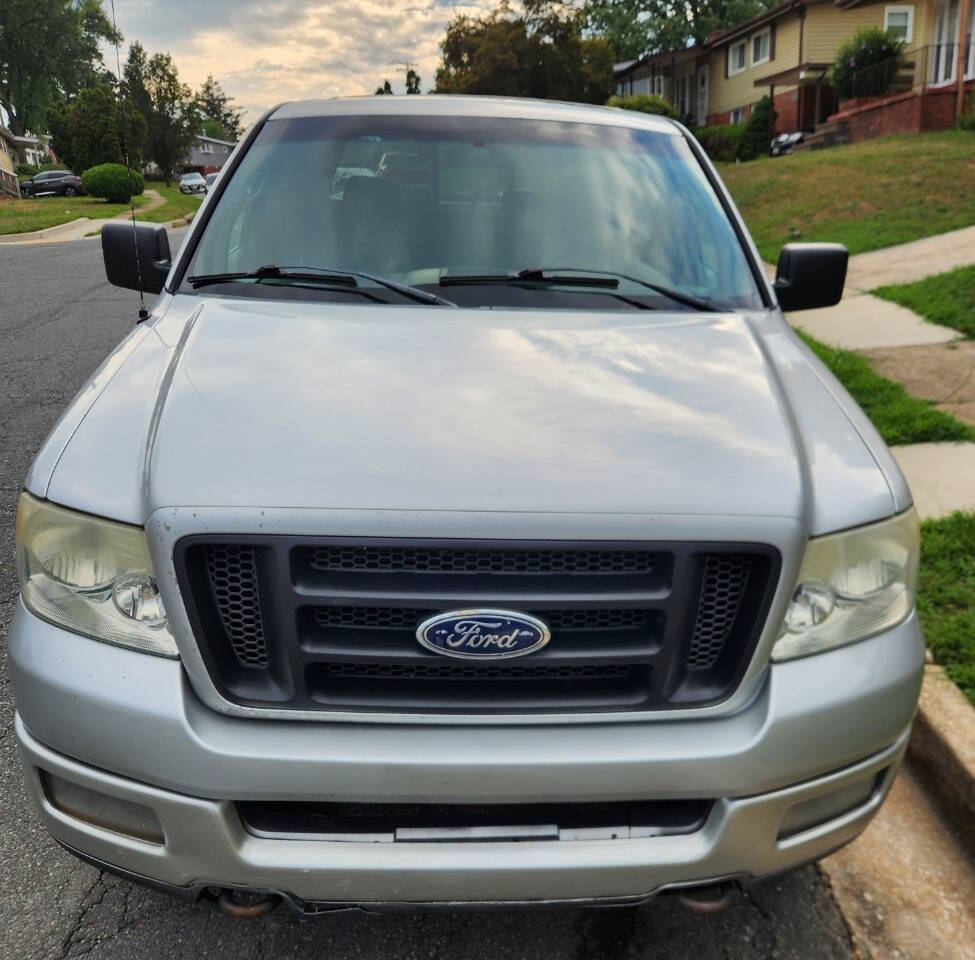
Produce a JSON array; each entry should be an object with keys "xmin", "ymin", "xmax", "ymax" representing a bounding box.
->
[{"xmin": 64, "ymin": 186, "xmax": 76, "ymax": 197}]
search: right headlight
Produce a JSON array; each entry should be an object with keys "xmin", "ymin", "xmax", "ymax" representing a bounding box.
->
[
  {"xmin": 772, "ymin": 508, "xmax": 919, "ymax": 662},
  {"xmin": 15, "ymin": 493, "xmax": 178, "ymax": 658}
]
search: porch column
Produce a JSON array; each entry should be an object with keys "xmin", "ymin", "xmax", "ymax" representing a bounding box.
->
[
  {"xmin": 958, "ymin": 0, "xmax": 971, "ymax": 118},
  {"xmin": 769, "ymin": 83, "xmax": 776, "ymax": 141}
]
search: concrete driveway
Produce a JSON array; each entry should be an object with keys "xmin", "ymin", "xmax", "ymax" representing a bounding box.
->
[{"xmin": 0, "ymin": 235, "xmax": 857, "ymax": 959}]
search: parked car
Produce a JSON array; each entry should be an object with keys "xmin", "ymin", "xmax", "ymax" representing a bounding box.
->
[
  {"xmin": 13, "ymin": 97, "xmax": 921, "ymax": 919},
  {"xmin": 178, "ymin": 171, "xmax": 207, "ymax": 194},
  {"xmin": 205, "ymin": 172, "xmax": 219, "ymax": 189},
  {"xmin": 18, "ymin": 169, "xmax": 84, "ymax": 198}
]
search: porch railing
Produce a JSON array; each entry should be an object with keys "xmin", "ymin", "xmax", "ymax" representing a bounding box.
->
[{"xmin": 842, "ymin": 43, "xmax": 973, "ymax": 101}]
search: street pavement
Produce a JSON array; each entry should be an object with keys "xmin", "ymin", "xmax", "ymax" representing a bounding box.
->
[{"xmin": 0, "ymin": 234, "xmax": 856, "ymax": 959}]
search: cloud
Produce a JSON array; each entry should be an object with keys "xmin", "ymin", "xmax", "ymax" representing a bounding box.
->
[{"xmin": 108, "ymin": 0, "xmax": 495, "ymax": 123}]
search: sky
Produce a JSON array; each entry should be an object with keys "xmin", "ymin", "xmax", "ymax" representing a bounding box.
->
[{"xmin": 108, "ymin": 0, "xmax": 494, "ymax": 124}]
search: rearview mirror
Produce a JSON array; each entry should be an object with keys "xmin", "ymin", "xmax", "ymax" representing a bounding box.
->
[
  {"xmin": 101, "ymin": 221, "xmax": 172, "ymax": 294},
  {"xmin": 773, "ymin": 243, "xmax": 848, "ymax": 312}
]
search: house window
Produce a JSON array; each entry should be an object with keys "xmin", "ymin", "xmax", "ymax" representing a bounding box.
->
[
  {"xmin": 730, "ymin": 106, "xmax": 747, "ymax": 124},
  {"xmin": 884, "ymin": 4, "xmax": 914, "ymax": 42},
  {"xmin": 200, "ymin": 142, "xmax": 213, "ymax": 154},
  {"xmin": 752, "ymin": 28, "xmax": 771, "ymax": 66},
  {"xmin": 223, "ymin": 145, "xmax": 229, "ymax": 153},
  {"xmin": 729, "ymin": 40, "xmax": 747, "ymax": 75}
]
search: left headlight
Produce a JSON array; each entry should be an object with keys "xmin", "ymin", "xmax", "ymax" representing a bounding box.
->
[
  {"xmin": 15, "ymin": 493, "xmax": 178, "ymax": 658},
  {"xmin": 772, "ymin": 508, "xmax": 919, "ymax": 662}
]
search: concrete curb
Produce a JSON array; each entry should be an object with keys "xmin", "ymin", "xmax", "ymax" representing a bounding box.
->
[
  {"xmin": 0, "ymin": 217, "xmax": 91, "ymax": 244},
  {"xmin": 907, "ymin": 663, "xmax": 975, "ymax": 853}
]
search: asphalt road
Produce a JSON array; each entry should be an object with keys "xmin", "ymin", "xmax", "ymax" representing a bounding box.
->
[{"xmin": 0, "ymin": 234, "xmax": 854, "ymax": 959}]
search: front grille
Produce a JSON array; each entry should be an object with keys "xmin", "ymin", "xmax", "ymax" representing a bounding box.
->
[{"xmin": 174, "ymin": 537, "xmax": 779, "ymax": 716}]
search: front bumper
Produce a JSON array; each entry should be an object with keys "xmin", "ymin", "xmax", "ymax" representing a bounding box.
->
[{"xmin": 10, "ymin": 600, "xmax": 923, "ymax": 904}]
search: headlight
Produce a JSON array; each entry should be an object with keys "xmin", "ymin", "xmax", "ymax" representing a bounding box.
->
[
  {"xmin": 772, "ymin": 508, "xmax": 918, "ymax": 662},
  {"xmin": 15, "ymin": 493, "xmax": 178, "ymax": 657}
]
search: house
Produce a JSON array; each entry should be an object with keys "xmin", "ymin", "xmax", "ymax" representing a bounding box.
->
[
  {"xmin": 615, "ymin": 0, "xmax": 973, "ymax": 141},
  {"xmin": 182, "ymin": 134, "xmax": 236, "ymax": 174},
  {"xmin": 0, "ymin": 127, "xmax": 21, "ymax": 197}
]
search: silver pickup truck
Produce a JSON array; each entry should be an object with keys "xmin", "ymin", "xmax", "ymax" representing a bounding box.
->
[{"xmin": 11, "ymin": 96, "xmax": 922, "ymax": 918}]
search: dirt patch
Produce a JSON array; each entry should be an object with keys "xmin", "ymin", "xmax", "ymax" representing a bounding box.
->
[{"xmin": 861, "ymin": 341, "xmax": 975, "ymax": 427}]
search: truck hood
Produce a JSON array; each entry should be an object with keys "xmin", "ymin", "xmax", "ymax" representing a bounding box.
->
[
  {"xmin": 143, "ymin": 299, "xmax": 805, "ymax": 517},
  {"xmin": 41, "ymin": 296, "xmax": 902, "ymax": 528}
]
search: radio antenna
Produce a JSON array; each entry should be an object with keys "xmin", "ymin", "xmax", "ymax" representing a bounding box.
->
[{"xmin": 109, "ymin": 0, "xmax": 149, "ymax": 322}]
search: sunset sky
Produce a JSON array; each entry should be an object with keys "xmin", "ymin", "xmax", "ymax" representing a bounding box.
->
[{"xmin": 111, "ymin": 0, "xmax": 494, "ymax": 123}]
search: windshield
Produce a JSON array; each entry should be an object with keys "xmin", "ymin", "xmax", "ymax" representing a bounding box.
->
[{"xmin": 184, "ymin": 114, "xmax": 763, "ymax": 311}]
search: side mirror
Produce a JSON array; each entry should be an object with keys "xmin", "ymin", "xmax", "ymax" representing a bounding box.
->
[
  {"xmin": 773, "ymin": 242, "xmax": 848, "ymax": 312},
  {"xmin": 101, "ymin": 221, "xmax": 172, "ymax": 294}
]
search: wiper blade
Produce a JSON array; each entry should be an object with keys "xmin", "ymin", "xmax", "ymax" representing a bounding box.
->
[
  {"xmin": 188, "ymin": 265, "xmax": 457, "ymax": 306},
  {"xmin": 440, "ymin": 266, "xmax": 719, "ymax": 312}
]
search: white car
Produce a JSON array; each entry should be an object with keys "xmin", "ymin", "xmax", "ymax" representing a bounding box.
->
[{"xmin": 178, "ymin": 171, "xmax": 207, "ymax": 194}]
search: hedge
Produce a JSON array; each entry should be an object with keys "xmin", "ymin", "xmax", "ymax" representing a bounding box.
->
[
  {"xmin": 81, "ymin": 163, "xmax": 145, "ymax": 203},
  {"xmin": 606, "ymin": 93, "xmax": 677, "ymax": 119},
  {"xmin": 693, "ymin": 123, "xmax": 746, "ymax": 162}
]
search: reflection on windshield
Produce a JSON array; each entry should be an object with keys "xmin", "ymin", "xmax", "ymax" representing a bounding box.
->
[{"xmin": 186, "ymin": 115, "xmax": 763, "ymax": 310}]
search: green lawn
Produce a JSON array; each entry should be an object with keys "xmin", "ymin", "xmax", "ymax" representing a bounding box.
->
[
  {"xmin": 917, "ymin": 511, "xmax": 975, "ymax": 704},
  {"xmin": 799, "ymin": 331, "xmax": 975, "ymax": 445},
  {"xmin": 717, "ymin": 131, "xmax": 975, "ymax": 262},
  {"xmin": 132, "ymin": 181, "xmax": 202, "ymax": 224},
  {"xmin": 0, "ymin": 193, "xmax": 150, "ymax": 235},
  {"xmin": 873, "ymin": 265, "xmax": 975, "ymax": 338}
]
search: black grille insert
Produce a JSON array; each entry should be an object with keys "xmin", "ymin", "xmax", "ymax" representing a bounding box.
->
[{"xmin": 174, "ymin": 537, "xmax": 779, "ymax": 715}]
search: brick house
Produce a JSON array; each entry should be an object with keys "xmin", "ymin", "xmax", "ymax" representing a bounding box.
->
[{"xmin": 614, "ymin": 0, "xmax": 974, "ymax": 140}]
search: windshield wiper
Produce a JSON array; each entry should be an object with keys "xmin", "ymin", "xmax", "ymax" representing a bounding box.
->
[
  {"xmin": 188, "ymin": 265, "xmax": 457, "ymax": 307},
  {"xmin": 440, "ymin": 267, "xmax": 719, "ymax": 312}
]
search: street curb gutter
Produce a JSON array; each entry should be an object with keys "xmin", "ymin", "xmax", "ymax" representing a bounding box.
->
[
  {"xmin": 907, "ymin": 664, "xmax": 975, "ymax": 853},
  {"xmin": 0, "ymin": 217, "xmax": 91, "ymax": 244}
]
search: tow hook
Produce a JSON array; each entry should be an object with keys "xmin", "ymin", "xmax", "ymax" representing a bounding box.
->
[
  {"xmin": 677, "ymin": 882, "xmax": 737, "ymax": 915},
  {"xmin": 218, "ymin": 889, "xmax": 281, "ymax": 919}
]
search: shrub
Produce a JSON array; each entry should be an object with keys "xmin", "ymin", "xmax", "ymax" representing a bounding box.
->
[
  {"xmin": 606, "ymin": 93, "xmax": 677, "ymax": 119},
  {"xmin": 16, "ymin": 162, "xmax": 38, "ymax": 178},
  {"xmin": 831, "ymin": 27, "xmax": 905, "ymax": 101},
  {"xmin": 81, "ymin": 163, "xmax": 145, "ymax": 203},
  {"xmin": 737, "ymin": 96, "xmax": 776, "ymax": 161},
  {"xmin": 959, "ymin": 93, "xmax": 975, "ymax": 131},
  {"xmin": 694, "ymin": 123, "xmax": 746, "ymax": 162}
]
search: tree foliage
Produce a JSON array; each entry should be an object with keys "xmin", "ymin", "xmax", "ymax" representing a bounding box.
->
[
  {"xmin": 831, "ymin": 27, "xmax": 905, "ymax": 101},
  {"xmin": 737, "ymin": 94, "xmax": 774, "ymax": 159},
  {"xmin": 124, "ymin": 43, "xmax": 200, "ymax": 184},
  {"xmin": 584, "ymin": 0, "xmax": 777, "ymax": 55},
  {"xmin": 435, "ymin": 0, "xmax": 614, "ymax": 104},
  {"xmin": 196, "ymin": 74, "xmax": 243, "ymax": 141},
  {"xmin": 374, "ymin": 79, "xmax": 394, "ymax": 95},
  {"xmin": 0, "ymin": 0, "xmax": 119, "ymax": 135},
  {"xmin": 47, "ymin": 82, "xmax": 147, "ymax": 173},
  {"xmin": 606, "ymin": 92, "xmax": 676, "ymax": 117}
]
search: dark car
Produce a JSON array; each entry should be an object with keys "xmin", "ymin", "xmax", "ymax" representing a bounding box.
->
[{"xmin": 19, "ymin": 169, "xmax": 84, "ymax": 198}]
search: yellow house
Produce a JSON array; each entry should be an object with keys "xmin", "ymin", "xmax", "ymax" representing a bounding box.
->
[
  {"xmin": 0, "ymin": 128, "xmax": 21, "ymax": 197},
  {"xmin": 613, "ymin": 0, "xmax": 974, "ymax": 137}
]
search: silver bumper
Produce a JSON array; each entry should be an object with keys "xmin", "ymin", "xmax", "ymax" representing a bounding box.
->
[{"xmin": 10, "ymin": 600, "xmax": 923, "ymax": 903}]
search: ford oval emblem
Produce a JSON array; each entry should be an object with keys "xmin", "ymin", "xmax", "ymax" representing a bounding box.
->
[{"xmin": 417, "ymin": 609, "xmax": 551, "ymax": 660}]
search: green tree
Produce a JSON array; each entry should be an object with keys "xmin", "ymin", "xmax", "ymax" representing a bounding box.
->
[
  {"xmin": 405, "ymin": 68, "xmax": 421, "ymax": 94},
  {"xmin": 47, "ymin": 82, "xmax": 147, "ymax": 173},
  {"xmin": 0, "ymin": 0, "xmax": 119, "ymax": 135},
  {"xmin": 583, "ymin": 0, "xmax": 648, "ymax": 61},
  {"xmin": 584, "ymin": 0, "xmax": 778, "ymax": 55},
  {"xmin": 435, "ymin": 0, "xmax": 614, "ymax": 104},
  {"xmin": 374, "ymin": 79, "xmax": 394, "ymax": 94},
  {"xmin": 196, "ymin": 74, "xmax": 243, "ymax": 141},
  {"xmin": 125, "ymin": 45, "xmax": 200, "ymax": 185}
]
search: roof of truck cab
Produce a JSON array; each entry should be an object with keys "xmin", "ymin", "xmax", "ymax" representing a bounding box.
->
[{"xmin": 269, "ymin": 96, "xmax": 681, "ymax": 134}]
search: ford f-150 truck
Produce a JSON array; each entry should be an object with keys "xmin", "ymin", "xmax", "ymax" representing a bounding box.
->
[{"xmin": 11, "ymin": 96, "xmax": 922, "ymax": 917}]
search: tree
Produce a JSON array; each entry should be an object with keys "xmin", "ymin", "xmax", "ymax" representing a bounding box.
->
[
  {"xmin": 584, "ymin": 0, "xmax": 778, "ymax": 55},
  {"xmin": 405, "ymin": 68, "xmax": 421, "ymax": 94},
  {"xmin": 435, "ymin": 0, "xmax": 614, "ymax": 104},
  {"xmin": 125, "ymin": 45, "xmax": 200, "ymax": 184},
  {"xmin": 374, "ymin": 79, "xmax": 394, "ymax": 95},
  {"xmin": 196, "ymin": 74, "xmax": 243, "ymax": 141},
  {"xmin": 0, "ymin": 0, "xmax": 119, "ymax": 135},
  {"xmin": 583, "ymin": 0, "xmax": 648, "ymax": 61},
  {"xmin": 47, "ymin": 82, "xmax": 147, "ymax": 173}
]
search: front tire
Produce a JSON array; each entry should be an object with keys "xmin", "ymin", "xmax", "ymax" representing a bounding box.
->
[{"xmin": 64, "ymin": 186, "xmax": 76, "ymax": 197}]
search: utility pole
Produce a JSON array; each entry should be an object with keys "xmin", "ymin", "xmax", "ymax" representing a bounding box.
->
[
  {"xmin": 957, "ymin": 0, "xmax": 971, "ymax": 119},
  {"xmin": 394, "ymin": 61, "xmax": 420, "ymax": 94}
]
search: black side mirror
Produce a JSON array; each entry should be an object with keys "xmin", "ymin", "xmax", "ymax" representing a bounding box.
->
[
  {"xmin": 101, "ymin": 221, "xmax": 172, "ymax": 294},
  {"xmin": 773, "ymin": 242, "xmax": 848, "ymax": 312}
]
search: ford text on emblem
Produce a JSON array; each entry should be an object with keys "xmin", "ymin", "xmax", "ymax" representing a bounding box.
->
[{"xmin": 416, "ymin": 609, "xmax": 551, "ymax": 660}]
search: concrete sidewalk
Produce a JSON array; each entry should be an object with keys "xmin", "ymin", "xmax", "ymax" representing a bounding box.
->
[{"xmin": 892, "ymin": 443, "xmax": 975, "ymax": 519}]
